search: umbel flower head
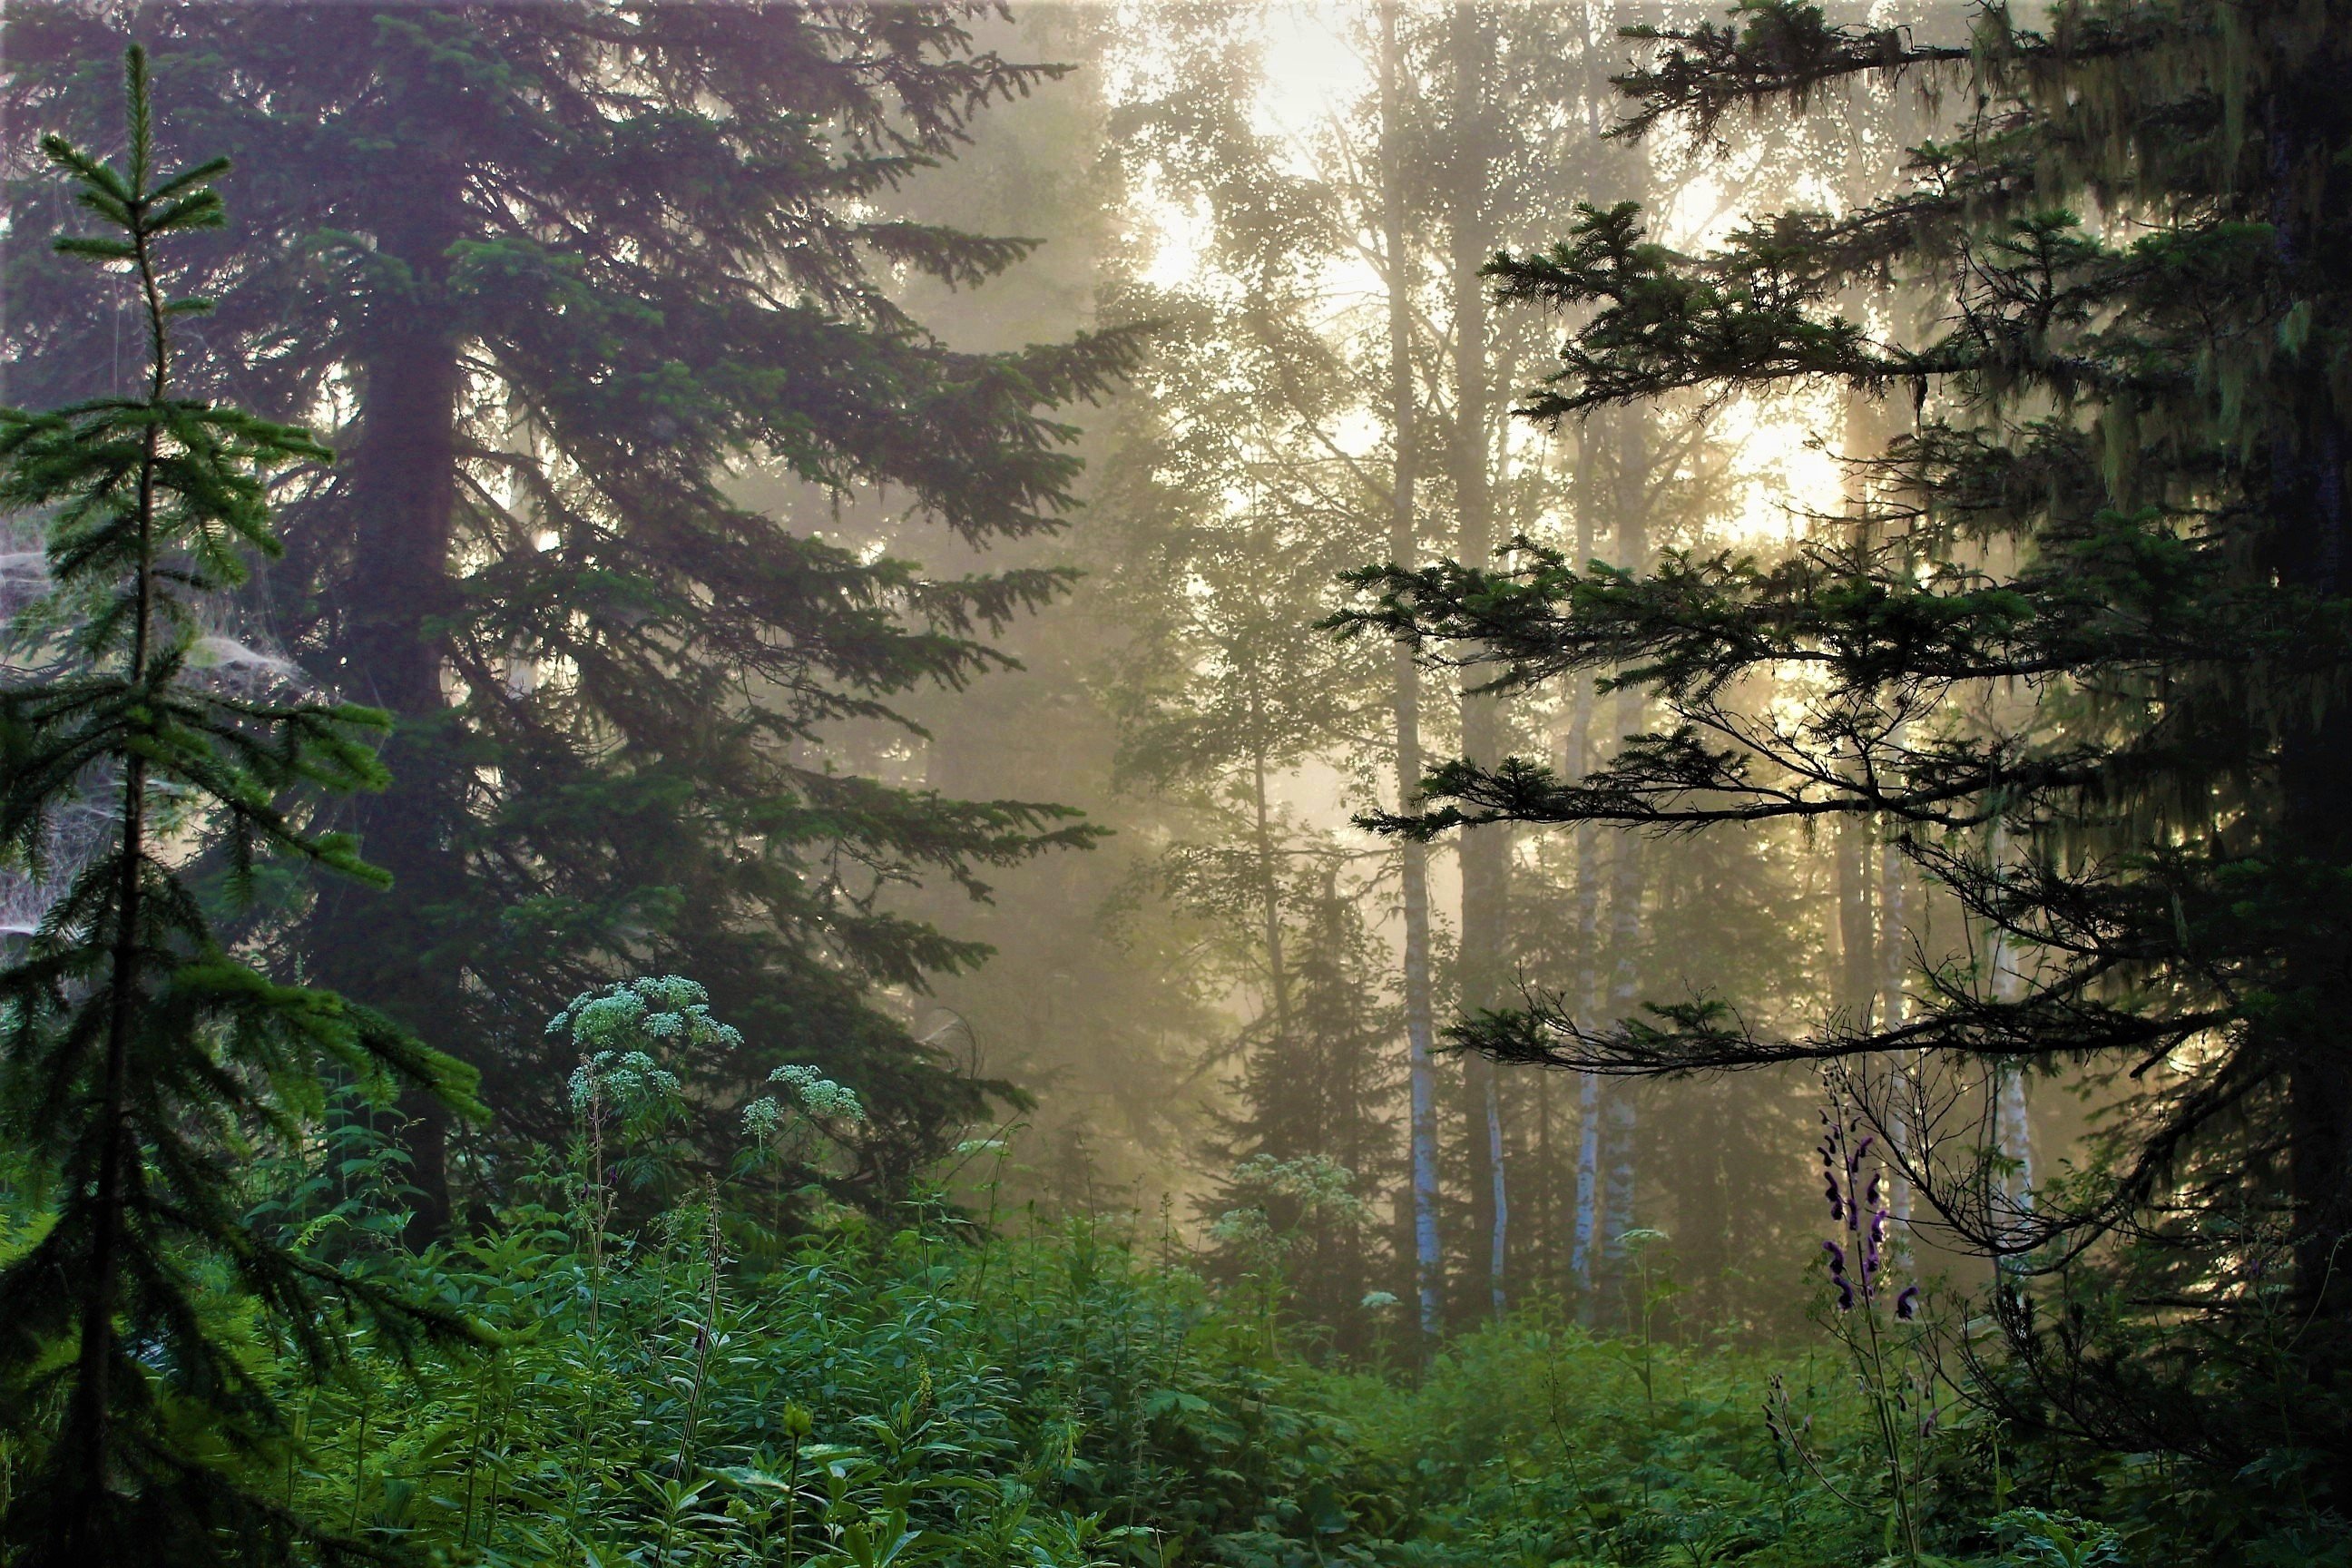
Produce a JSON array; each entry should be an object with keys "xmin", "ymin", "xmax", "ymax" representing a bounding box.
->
[
  {"xmin": 568, "ymin": 1050, "xmax": 681, "ymax": 1113},
  {"xmin": 740, "ymin": 1063, "xmax": 867, "ymax": 1146},
  {"xmin": 766, "ymin": 1063, "xmax": 865, "ymax": 1122},
  {"xmin": 554, "ymin": 975, "xmax": 743, "ymax": 1124},
  {"xmin": 549, "ymin": 975, "xmax": 744, "ymax": 1058}
]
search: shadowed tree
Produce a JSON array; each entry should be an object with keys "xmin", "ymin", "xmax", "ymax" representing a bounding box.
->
[
  {"xmin": 0, "ymin": 53, "xmax": 476, "ymax": 1561},
  {"xmin": 4, "ymin": 4, "xmax": 1142, "ymax": 1222}
]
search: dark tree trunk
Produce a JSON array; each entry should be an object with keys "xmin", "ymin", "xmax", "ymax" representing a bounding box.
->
[
  {"xmin": 308, "ymin": 157, "xmax": 469, "ymax": 1239},
  {"xmin": 2279, "ymin": 427, "xmax": 2352, "ymax": 1318}
]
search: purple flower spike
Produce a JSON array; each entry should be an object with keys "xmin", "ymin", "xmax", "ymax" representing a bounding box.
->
[
  {"xmin": 1869, "ymin": 1210, "xmax": 1889, "ymax": 1246},
  {"xmin": 1865, "ymin": 1171, "xmax": 1884, "ymax": 1209},
  {"xmin": 1896, "ymin": 1285, "xmax": 1922, "ymax": 1320},
  {"xmin": 1854, "ymin": 1134, "xmax": 1875, "ymax": 1162},
  {"xmin": 1823, "ymin": 1240, "xmax": 1847, "ymax": 1277},
  {"xmin": 1835, "ymin": 1276, "xmax": 1856, "ymax": 1311}
]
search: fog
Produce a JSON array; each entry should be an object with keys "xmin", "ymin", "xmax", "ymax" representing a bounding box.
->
[{"xmin": 13, "ymin": 3, "xmax": 2334, "ymax": 1555}]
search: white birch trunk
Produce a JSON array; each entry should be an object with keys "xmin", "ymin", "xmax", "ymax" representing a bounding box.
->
[{"xmin": 1380, "ymin": 1, "xmax": 1443, "ymax": 1342}]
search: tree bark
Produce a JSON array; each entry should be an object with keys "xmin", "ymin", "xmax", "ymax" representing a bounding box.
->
[
  {"xmin": 1380, "ymin": 0, "xmax": 1444, "ymax": 1344},
  {"xmin": 1987, "ymin": 822, "xmax": 2034, "ymax": 1266},
  {"xmin": 1598, "ymin": 409, "xmax": 1650, "ymax": 1318},
  {"xmin": 1567, "ymin": 414, "xmax": 1606, "ymax": 1315},
  {"xmin": 1450, "ymin": 0, "xmax": 1508, "ymax": 1320},
  {"xmin": 306, "ymin": 152, "xmax": 469, "ymax": 1239}
]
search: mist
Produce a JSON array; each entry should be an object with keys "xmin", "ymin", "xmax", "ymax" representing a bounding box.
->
[{"xmin": 1, "ymin": 2, "xmax": 2340, "ymax": 1562}]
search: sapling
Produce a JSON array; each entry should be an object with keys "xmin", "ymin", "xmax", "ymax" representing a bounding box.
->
[{"xmin": 0, "ymin": 47, "xmax": 476, "ymax": 1563}]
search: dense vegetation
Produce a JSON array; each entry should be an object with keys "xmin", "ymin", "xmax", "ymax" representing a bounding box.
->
[
  {"xmin": 4, "ymin": 0, "xmax": 2349, "ymax": 1563},
  {"xmin": 24, "ymin": 1060, "xmax": 2337, "ymax": 1568}
]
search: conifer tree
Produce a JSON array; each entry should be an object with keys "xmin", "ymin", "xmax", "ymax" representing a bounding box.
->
[
  {"xmin": 0, "ymin": 50, "xmax": 475, "ymax": 1562},
  {"xmin": 4, "ymin": 5, "xmax": 1141, "ymax": 1220},
  {"xmin": 1342, "ymin": 0, "xmax": 2352, "ymax": 1476}
]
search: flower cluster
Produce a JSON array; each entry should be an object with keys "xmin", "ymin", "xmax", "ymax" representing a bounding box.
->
[
  {"xmin": 1818, "ymin": 1107, "xmax": 1919, "ymax": 1320},
  {"xmin": 1210, "ymin": 1154, "xmax": 1368, "ymax": 1257},
  {"xmin": 1209, "ymin": 1206, "xmax": 1276, "ymax": 1248},
  {"xmin": 770, "ymin": 1064, "xmax": 864, "ymax": 1122},
  {"xmin": 549, "ymin": 975, "xmax": 745, "ymax": 1051},
  {"xmin": 568, "ymin": 1050, "xmax": 682, "ymax": 1113},
  {"xmin": 740, "ymin": 1063, "xmax": 866, "ymax": 1143}
]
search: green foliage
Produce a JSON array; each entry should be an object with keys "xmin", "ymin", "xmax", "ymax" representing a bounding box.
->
[
  {"xmin": 8, "ymin": 1020, "xmax": 2338, "ymax": 1565},
  {"xmin": 3, "ymin": 3, "xmax": 1145, "ymax": 1208},
  {"xmin": 1334, "ymin": 0, "xmax": 2352, "ymax": 1487},
  {"xmin": 0, "ymin": 49, "xmax": 475, "ymax": 1564},
  {"xmin": 239, "ymin": 1095, "xmax": 1397, "ymax": 1568}
]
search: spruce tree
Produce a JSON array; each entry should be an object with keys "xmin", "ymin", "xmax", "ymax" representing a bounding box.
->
[
  {"xmin": 0, "ymin": 50, "xmax": 475, "ymax": 1562},
  {"xmin": 1339, "ymin": 0, "xmax": 2352, "ymax": 1477},
  {"xmin": 4, "ymin": 5, "xmax": 1140, "ymax": 1220}
]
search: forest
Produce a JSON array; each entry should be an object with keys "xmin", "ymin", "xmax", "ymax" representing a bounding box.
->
[{"xmin": 0, "ymin": 0, "xmax": 2346, "ymax": 1563}]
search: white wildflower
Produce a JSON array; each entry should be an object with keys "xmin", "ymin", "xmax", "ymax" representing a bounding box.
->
[{"xmin": 767, "ymin": 1063, "xmax": 864, "ymax": 1123}]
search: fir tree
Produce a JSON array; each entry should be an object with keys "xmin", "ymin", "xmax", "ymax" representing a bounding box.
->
[
  {"xmin": 4, "ymin": 5, "xmax": 1142, "ymax": 1222},
  {"xmin": 0, "ymin": 50, "xmax": 476, "ymax": 1562},
  {"xmin": 1339, "ymin": 0, "xmax": 2352, "ymax": 1478}
]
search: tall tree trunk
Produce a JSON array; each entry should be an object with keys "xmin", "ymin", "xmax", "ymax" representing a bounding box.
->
[
  {"xmin": 308, "ymin": 156, "xmax": 468, "ymax": 1239},
  {"xmin": 1380, "ymin": 0, "xmax": 1443, "ymax": 1344},
  {"xmin": 1987, "ymin": 821, "xmax": 2034, "ymax": 1266},
  {"xmin": 2278, "ymin": 439, "xmax": 2352, "ymax": 1312},
  {"xmin": 1599, "ymin": 409, "xmax": 1650, "ymax": 1318},
  {"xmin": 1450, "ymin": 0, "xmax": 1508, "ymax": 1321},
  {"xmin": 1842, "ymin": 385, "xmax": 1916, "ymax": 1243},
  {"xmin": 1567, "ymin": 415, "xmax": 1606, "ymax": 1315},
  {"xmin": 1314, "ymin": 869, "xmax": 1369, "ymax": 1331},
  {"xmin": 1837, "ymin": 818, "xmax": 1876, "ymax": 1027},
  {"xmin": 1532, "ymin": 1069, "xmax": 1553, "ymax": 1293},
  {"xmin": 1836, "ymin": 387, "xmax": 1883, "ymax": 1034}
]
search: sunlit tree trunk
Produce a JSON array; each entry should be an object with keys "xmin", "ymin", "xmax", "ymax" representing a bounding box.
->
[
  {"xmin": 1987, "ymin": 821, "xmax": 2034, "ymax": 1268},
  {"xmin": 1449, "ymin": 0, "xmax": 1509, "ymax": 1322},
  {"xmin": 1878, "ymin": 814, "xmax": 1913, "ymax": 1236},
  {"xmin": 1598, "ymin": 409, "xmax": 1649, "ymax": 1316},
  {"xmin": 1836, "ymin": 816, "xmax": 1876, "ymax": 1028},
  {"xmin": 1843, "ymin": 387, "xmax": 1916, "ymax": 1240},
  {"xmin": 1381, "ymin": 0, "xmax": 1444, "ymax": 1343},
  {"xmin": 1567, "ymin": 415, "xmax": 1606, "ymax": 1317}
]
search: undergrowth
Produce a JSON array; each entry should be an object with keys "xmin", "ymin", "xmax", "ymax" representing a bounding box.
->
[
  {"xmin": 5, "ymin": 1081, "xmax": 2338, "ymax": 1566},
  {"xmin": 139, "ymin": 1094, "xmax": 2317, "ymax": 1568}
]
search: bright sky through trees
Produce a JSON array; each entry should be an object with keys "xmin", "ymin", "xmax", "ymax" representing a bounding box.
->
[{"xmin": 1111, "ymin": 0, "xmax": 1842, "ymax": 544}]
